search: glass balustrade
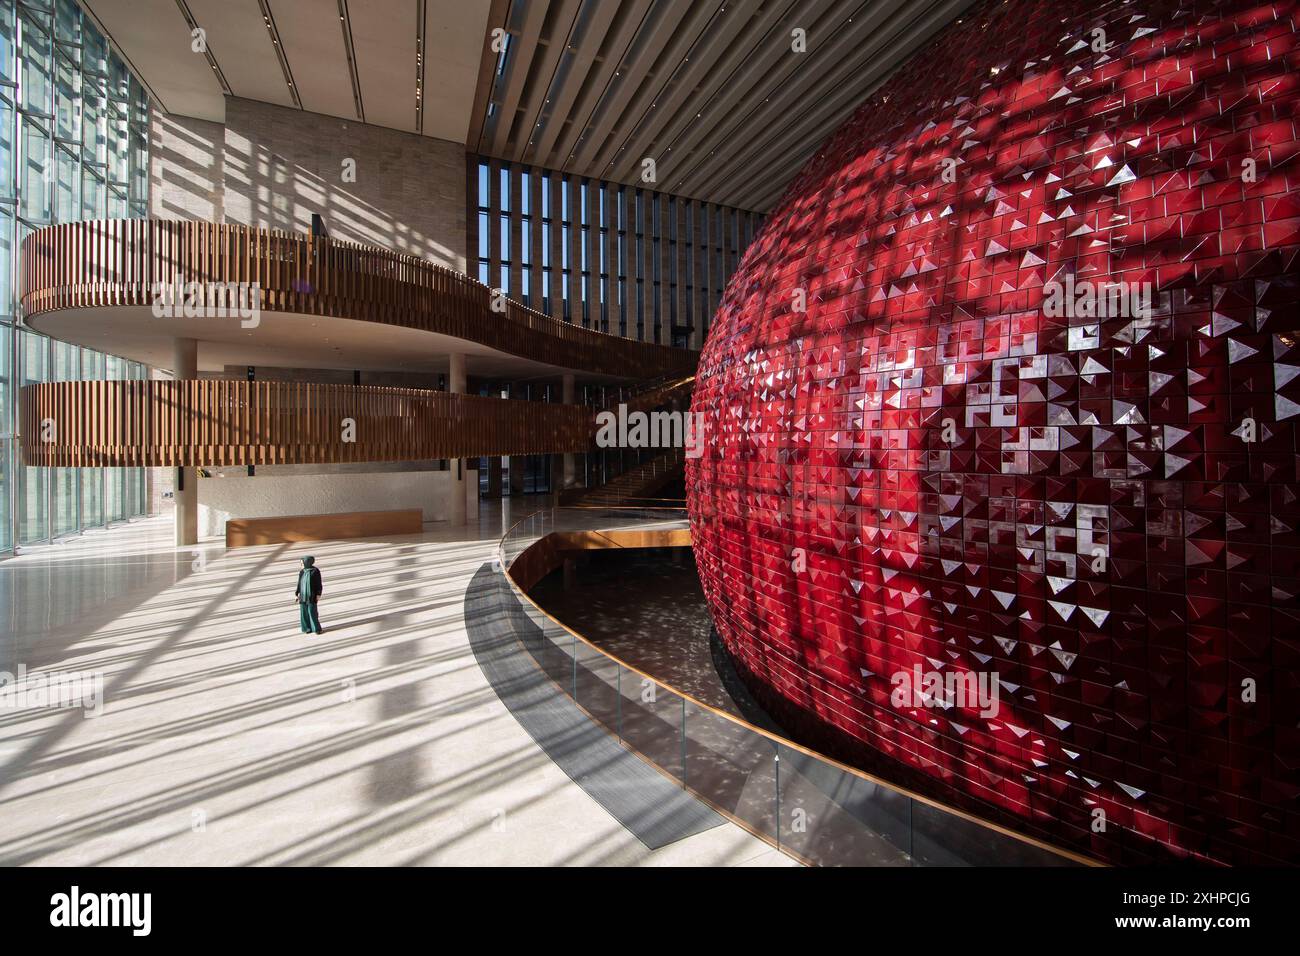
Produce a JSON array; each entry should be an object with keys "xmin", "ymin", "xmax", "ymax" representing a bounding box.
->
[{"xmin": 496, "ymin": 505, "xmax": 1088, "ymax": 868}]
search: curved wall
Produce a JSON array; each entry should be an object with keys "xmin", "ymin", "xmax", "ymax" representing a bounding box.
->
[{"xmin": 687, "ymin": 0, "xmax": 1300, "ymax": 865}]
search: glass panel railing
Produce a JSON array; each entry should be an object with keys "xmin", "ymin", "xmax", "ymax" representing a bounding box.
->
[
  {"xmin": 774, "ymin": 740, "xmax": 912, "ymax": 866},
  {"xmin": 574, "ymin": 639, "xmax": 621, "ymax": 733},
  {"xmin": 684, "ymin": 699, "xmax": 780, "ymax": 846},
  {"xmin": 496, "ymin": 506, "xmax": 1089, "ymax": 868},
  {"xmin": 618, "ymin": 674, "xmax": 683, "ymax": 784}
]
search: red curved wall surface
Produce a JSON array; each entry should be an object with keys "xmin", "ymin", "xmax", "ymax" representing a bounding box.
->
[{"xmin": 687, "ymin": 0, "xmax": 1300, "ymax": 865}]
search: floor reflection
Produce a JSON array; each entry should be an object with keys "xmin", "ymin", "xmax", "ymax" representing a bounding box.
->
[{"xmin": 529, "ymin": 548, "xmax": 740, "ymax": 717}]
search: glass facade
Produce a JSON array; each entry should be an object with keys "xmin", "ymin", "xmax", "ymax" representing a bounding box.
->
[
  {"xmin": 471, "ymin": 156, "xmax": 762, "ymax": 347},
  {"xmin": 1, "ymin": 0, "xmax": 151, "ymax": 552}
]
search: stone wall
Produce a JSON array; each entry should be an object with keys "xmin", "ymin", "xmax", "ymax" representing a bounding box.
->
[
  {"xmin": 197, "ymin": 469, "xmax": 476, "ymax": 537},
  {"xmin": 151, "ymin": 97, "xmax": 466, "ymax": 270}
]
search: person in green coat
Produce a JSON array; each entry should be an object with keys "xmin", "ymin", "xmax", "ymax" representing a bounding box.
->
[{"xmin": 294, "ymin": 555, "xmax": 324, "ymax": 634}]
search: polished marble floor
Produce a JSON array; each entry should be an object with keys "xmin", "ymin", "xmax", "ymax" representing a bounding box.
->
[{"xmin": 0, "ymin": 502, "xmax": 791, "ymax": 866}]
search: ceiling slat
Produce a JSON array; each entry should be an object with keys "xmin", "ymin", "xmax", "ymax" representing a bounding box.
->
[
  {"xmin": 465, "ymin": 0, "xmax": 512, "ymax": 150},
  {"xmin": 604, "ymin": 0, "xmax": 814, "ymax": 184},
  {"xmin": 533, "ymin": 0, "xmax": 654, "ymax": 165},
  {"xmin": 481, "ymin": 0, "xmax": 554, "ymax": 156},
  {"xmin": 685, "ymin": 0, "xmax": 976, "ymax": 208},
  {"xmin": 661, "ymin": 0, "xmax": 910, "ymax": 196},
  {"xmin": 498, "ymin": 0, "xmax": 586, "ymax": 157},
  {"xmin": 566, "ymin": 0, "xmax": 716, "ymax": 171},
  {"xmin": 518, "ymin": 0, "xmax": 621, "ymax": 164}
]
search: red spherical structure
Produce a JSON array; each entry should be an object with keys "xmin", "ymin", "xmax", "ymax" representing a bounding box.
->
[{"xmin": 687, "ymin": 0, "xmax": 1300, "ymax": 865}]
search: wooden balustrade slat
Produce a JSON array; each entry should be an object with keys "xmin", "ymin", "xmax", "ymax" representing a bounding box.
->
[
  {"xmin": 19, "ymin": 219, "xmax": 695, "ymax": 380},
  {"xmin": 19, "ymin": 381, "xmax": 597, "ymax": 468}
]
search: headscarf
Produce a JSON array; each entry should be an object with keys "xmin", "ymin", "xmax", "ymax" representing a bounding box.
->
[{"xmin": 298, "ymin": 556, "xmax": 317, "ymax": 600}]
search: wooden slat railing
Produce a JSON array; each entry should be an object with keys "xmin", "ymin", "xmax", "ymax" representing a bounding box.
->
[
  {"xmin": 21, "ymin": 380, "xmax": 595, "ymax": 468},
  {"xmin": 19, "ymin": 220, "xmax": 698, "ymax": 380}
]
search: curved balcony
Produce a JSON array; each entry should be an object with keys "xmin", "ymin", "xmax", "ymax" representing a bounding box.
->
[
  {"xmin": 20, "ymin": 219, "xmax": 697, "ymax": 381},
  {"xmin": 20, "ymin": 380, "xmax": 594, "ymax": 468}
]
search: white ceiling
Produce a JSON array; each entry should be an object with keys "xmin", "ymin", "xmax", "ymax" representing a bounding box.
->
[
  {"xmin": 81, "ymin": 0, "xmax": 975, "ymax": 211},
  {"xmin": 29, "ymin": 305, "xmax": 630, "ymax": 382},
  {"xmin": 81, "ymin": 0, "xmax": 491, "ymax": 143}
]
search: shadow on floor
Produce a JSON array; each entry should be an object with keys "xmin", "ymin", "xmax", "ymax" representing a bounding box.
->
[{"xmin": 463, "ymin": 563, "xmax": 722, "ymax": 851}]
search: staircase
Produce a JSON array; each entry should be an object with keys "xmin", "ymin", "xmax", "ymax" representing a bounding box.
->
[
  {"xmin": 562, "ymin": 447, "xmax": 685, "ymax": 506},
  {"xmin": 558, "ymin": 375, "xmax": 694, "ymax": 506},
  {"xmin": 621, "ymin": 375, "xmax": 694, "ymax": 414}
]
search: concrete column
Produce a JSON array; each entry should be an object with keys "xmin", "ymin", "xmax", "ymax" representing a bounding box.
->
[
  {"xmin": 674, "ymin": 199, "xmax": 688, "ymax": 345},
  {"xmin": 567, "ymin": 180, "xmax": 582, "ymax": 323},
  {"xmin": 562, "ymin": 373, "xmax": 577, "ymax": 489},
  {"xmin": 508, "ymin": 381, "xmax": 528, "ymax": 498},
  {"xmin": 528, "ymin": 171, "xmax": 543, "ymax": 311},
  {"xmin": 602, "ymin": 187, "xmax": 616, "ymax": 334},
  {"xmin": 508, "ymin": 457, "xmax": 527, "ymax": 496},
  {"xmin": 447, "ymin": 353, "xmax": 467, "ymax": 526},
  {"xmin": 509, "ymin": 166, "xmax": 523, "ymax": 303},
  {"xmin": 658, "ymin": 194, "xmax": 673, "ymax": 346},
  {"xmin": 691, "ymin": 201, "xmax": 707, "ymax": 351},
  {"xmin": 465, "ymin": 459, "xmax": 479, "ymax": 515},
  {"xmin": 549, "ymin": 454, "xmax": 563, "ymax": 504},
  {"xmin": 172, "ymin": 338, "xmax": 198, "ymax": 547},
  {"xmin": 584, "ymin": 183, "xmax": 599, "ymax": 329},
  {"xmin": 641, "ymin": 191, "xmax": 655, "ymax": 342},
  {"xmin": 547, "ymin": 174, "xmax": 564, "ymax": 319}
]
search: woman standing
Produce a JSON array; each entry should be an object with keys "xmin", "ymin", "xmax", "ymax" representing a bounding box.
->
[{"xmin": 294, "ymin": 555, "xmax": 324, "ymax": 634}]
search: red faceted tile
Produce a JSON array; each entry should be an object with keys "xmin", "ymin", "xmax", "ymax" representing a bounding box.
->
[{"xmin": 688, "ymin": 0, "xmax": 1300, "ymax": 865}]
